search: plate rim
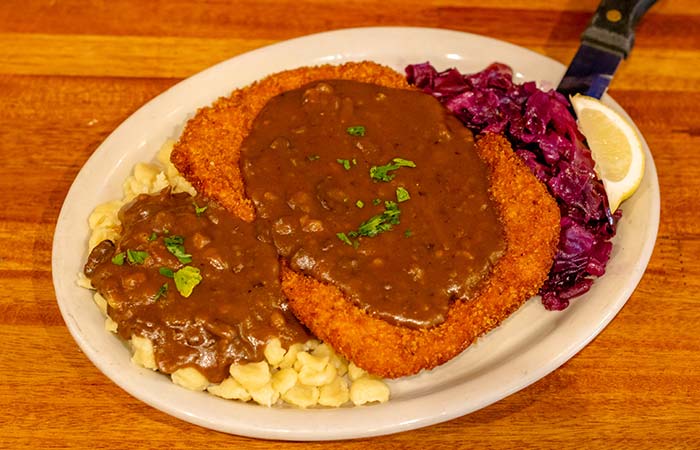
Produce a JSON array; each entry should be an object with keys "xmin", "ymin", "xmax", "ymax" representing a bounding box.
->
[{"xmin": 52, "ymin": 26, "xmax": 660, "ymax": 440}]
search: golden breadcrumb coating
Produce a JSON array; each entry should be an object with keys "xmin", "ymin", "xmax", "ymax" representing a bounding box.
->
[{"xmin": 172, "ymin": 62, "xmax": 560, "ymax": 378}]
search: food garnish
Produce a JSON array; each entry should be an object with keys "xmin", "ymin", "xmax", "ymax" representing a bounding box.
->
[
  {"xmin": 173, "ymin": 266, "xmax": 202, "ymax": 298},
  {"xmin": 154, "ymin": 283, "xmax": 168, "ymax": 300},
  {"xmin": 111, "ymin": 252, "xmax": 126, "ymax": 265},
  {"xmin": 126, "ymin": 249, "xmax": 149, "ymax": 265},
  {"xmin": 336, "ymin": 158, "xmax": 353, "ymax": 170},
  {"xmin": 336, "ymin": 200, "xmax": 403, "ymax": 248},
  {"xmin": 336, "ymin": 232, "xmax": 355, "ymax": 247},
  {"xmin": 396, "ymin": 187, "xmax": 410, "ymax": 202},
  {"xmin": 193, "ymin": 202, "xmax": 208, "ymax": 216},
  {"xmin": 369, "ymin": 157, "xmax": 416, "ymax": 182},
  {"xmin": 346, "ymin": 125, "xmax": 366, "ymax": 136},
  {"xmin": 570, "ymin": 94, "xmax": 645, "ymax": 213},
  {"xmin": 352, "ymin": 200, "xmax": 401, "ymax": 238},
  {"xmin": 163, "ymin": 235, "xmax": 192, "ymax": 264}
]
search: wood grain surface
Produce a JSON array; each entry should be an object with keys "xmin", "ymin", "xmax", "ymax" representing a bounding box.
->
[{"xmin": 1, "ymin": 1, "xmax": 699, "ymax": 448}]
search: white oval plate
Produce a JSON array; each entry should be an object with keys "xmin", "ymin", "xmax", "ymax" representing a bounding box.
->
[{"xmin": 52, "ymin": 27, "xmax": 659, "ymax": 441}]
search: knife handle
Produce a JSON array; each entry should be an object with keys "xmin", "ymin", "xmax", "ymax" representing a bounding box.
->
[{"xmin": 582, "ymin": 0, "xmax": 657, "ymax": 58}]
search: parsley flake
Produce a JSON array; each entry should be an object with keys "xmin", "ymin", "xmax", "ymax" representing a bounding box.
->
[
  {"xmin": 337, "ymin": 159, "xmax": 352, "ymax": 170},
  {"xmin": 396, "ymin": 187, "xmax": 411, "ymax": 202},
  {"xmin": 154, "ymin": 283, "xmax": 168, "ymax": 300},
  {"xmin": 193, "ymin": 202, "xmax": 208, "ymax": 216},
  {"xmin": 336, "ymin": 232, "xmax": 354, "ymax": 247},
  {"xmin": 355, "ymin": 201, "xmax": 401, "ymax": 237},
  {"xmin": 404, "ymin": 229, "xmax": 413, "ymax": 237},
  {"xmin": 126, "ymin": 249, "xmax": 149, "ymax": 265},
  {"xmin": 148, "ymin": 232, "xmax": 158, "ymax": 241},
  {"xmin": 174, "ymin": 266, "xmax": 202, "ymax": 298},
  {"xmin": 111, "ymin": 252, "xmax": 125, "ymax": 265},
  {"xmin": 392, "ymin": 157, "xmax": 416, "ymax": 167},
  {"xmin": 337, "ymin": 201, "xmax": 403, "ymax": 246},
  {"xmin": 356, "ymin": 200, "xmax": 364, "ymax": 208},
  {"xmin": 159, "ymin": 267, "xmax": 174, "ymax": 278},
  {"xmin": 346, "ymin": 125, "xmax": 366, "ymax": 137},
  {"xmin": 369, "ymin": 157, "xmax": 416, "ymax": 182},
  {"xmin": 164, "ymin": 235, "xmax": 192, "ymax": 264},
  {"xmin": 372, "ymin": 198, "xmax": 382, "ymax": 206}
]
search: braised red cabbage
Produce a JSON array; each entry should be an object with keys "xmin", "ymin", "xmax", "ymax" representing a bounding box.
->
[{"xmin": 406, "ymin": 62, "xmax": 619, "ymax": 310}]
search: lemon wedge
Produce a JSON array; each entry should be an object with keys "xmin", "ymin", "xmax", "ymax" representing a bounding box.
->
[{"xmin": 571, "ymin": 94, "xmax": 645, "ymax": 212}]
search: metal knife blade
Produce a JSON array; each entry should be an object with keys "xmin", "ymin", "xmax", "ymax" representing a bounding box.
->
[
  {"xmin": 557, "ymin": 44, "xmax": 623, "ymax": 99},
  {"xmin": 557, "ymin": 0, "xmax": 658, "ymax": 99}
]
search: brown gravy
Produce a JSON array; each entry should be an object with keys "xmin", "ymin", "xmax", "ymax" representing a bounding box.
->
[
  {"xmin": 85, "ymin": 190, "xmax": 310, "ymax": 383},
  {"xmin": 240, "ymin": 80, "xmax": 506, "ymax": 328}
]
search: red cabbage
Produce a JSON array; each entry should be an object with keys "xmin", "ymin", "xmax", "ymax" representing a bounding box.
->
[{"xmin": 406, "ymin": 62, "xmax": 619, "ymax": 310}]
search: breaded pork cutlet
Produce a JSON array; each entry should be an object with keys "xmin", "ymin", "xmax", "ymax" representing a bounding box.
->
[{"xmin": 171, "ymin": 62, "xmax": 560, "ymax": 378}]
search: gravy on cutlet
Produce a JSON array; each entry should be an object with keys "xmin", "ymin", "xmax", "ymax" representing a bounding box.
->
[
  {"xmin": 240, "ymin": 80, "xmax": 506, "ymax": 329},
  {"xmin": 84, "ymin": 190, "xmax": 311, "ymax": 383}
]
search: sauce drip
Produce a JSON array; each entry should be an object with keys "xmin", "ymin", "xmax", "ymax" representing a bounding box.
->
[
  {"xmin": 85, "ymin": 190, "xmax": 310, "ymax": 383},
  {"xmin": 240, "ymin": 80, "xmax": 506, "ymax": 328}
]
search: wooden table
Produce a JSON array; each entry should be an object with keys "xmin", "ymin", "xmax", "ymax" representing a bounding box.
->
[{"xmin": 2, "ymin": 1, "xmax": 698, "ymax": 448}]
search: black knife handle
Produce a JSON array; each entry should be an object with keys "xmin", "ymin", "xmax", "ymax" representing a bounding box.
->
[{"xmin": 581, "ymin": 0, "xmax": 657, "ymax": 58}]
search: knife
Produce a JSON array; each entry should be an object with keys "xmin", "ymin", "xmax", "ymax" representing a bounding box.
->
[{"xmin": 557, "ymin": 0, "xmax": 657, "ymax": 99}]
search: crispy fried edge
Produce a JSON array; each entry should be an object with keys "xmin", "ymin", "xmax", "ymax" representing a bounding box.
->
[
  {"xmin": 171, "ymin": 61, "xmax": 409, "ymax": 222},
  {"xmin": 282, "ymin": 133, "xmax": 560, "ymax": 378},
  {"xmin": 172, "ymin": 62, "xmax": 560, "ymax": 378}
]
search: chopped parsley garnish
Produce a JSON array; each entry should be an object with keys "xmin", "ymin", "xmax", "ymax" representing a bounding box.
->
[
  {"xmin": 111, "ymin": 252, "xmax": 125, "ymax": 265},
  {"xmin": 396, "ymin": 187, "xmax": 411, "ymax": 202},
  {"xmin": 159, "ymin": 267, "xmax": 174, "ymax": 278},
  {"xmin": 354, "ymin": 201, "xmax": 401, "ymax": 237},
  {"xmin": 356, "ymin": 200, "xmax": 364, "ymax": 208},
  {"xmin": 126, "ymin": 249, "xmax": 149, "ymax": 265},
  {"xmin": 154, "ymin": 283, "xmax": 168, "ymax": 300},
  {"xmin": 404, "ymin": 229, "xmax": 413, "ymax": 237},
  {"xmin": 163, "ymin": 235, "xmax": 192, "ymax": 264},
  {"xmin": 336, "ymin": 232, "xmax": 354, "ymax": 247},
  {"xmin": 148, "ymin": 232, "xmax": 158, "ymax": 241},
  {"xmin": 338, "ymin": 201, "xmax": 402, "ymax": 248},
  {"xmin": 346, "ymin": 125, "xmax": 366, "ymax": 137},
  {"xmin": 369, "ymin": 157, "xmax": 416, "ymax": 182},
  {"xmin": 174, "ymin": 266, "xmax": 202, "ymax": 298},
  {"xmin": 337, "ymin": 158, "xmax": 352, "ymax": 170},
  {"xmin": 307, "ymin": 154, "xmax": 320, "ymax": 161},
  {"xmin": 372, "ymin": 198, "xmax": 382, "ymax": 206},
  {"xmin": 392, "ymin": 157, "xmax": 415, "ymax": 167},
  {"xmin": 193, "ymin": 202, "xmax": 208, "ymax": 216},
  {"xmin": 114, "ymin": 250, "xmax": 150, "ymax": 265}
]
